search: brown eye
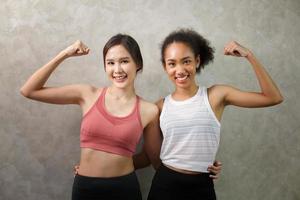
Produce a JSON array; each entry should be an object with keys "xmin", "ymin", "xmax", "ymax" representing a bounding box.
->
[
  {"xmin": 168, "ymin": 62, "xmax": 175, "ymax": 67},
  {"xmin": 121, "ymin": 60, "xmax": 129, "ymax": 64},
  {"xmin": 183, "ymin": 60, "xmax": 191, "ymax": 65}
]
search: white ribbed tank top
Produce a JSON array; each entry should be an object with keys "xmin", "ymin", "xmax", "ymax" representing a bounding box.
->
[{"xmin": 160, "ymin": 87, "xmax": 221, "ymax": 173}]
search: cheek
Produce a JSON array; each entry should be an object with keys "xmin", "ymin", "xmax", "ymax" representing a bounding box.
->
[
  {"xmin": 191, "ymin": 67, "xmax": 197, "ymax": 74},
  {"xmin": 105, "ymin": 67, "xmax": 112, "ymax": 76},
  {"xmin": 126, "ymin": 64, "xmax": 138, "ymax": 74},
  {"xmin": 187, "ymin": 64, "xmax": 197, "ymax": 73},
  {"xmin": 166, "ymin": 68, "xmax": 175, "ymax": 77}
]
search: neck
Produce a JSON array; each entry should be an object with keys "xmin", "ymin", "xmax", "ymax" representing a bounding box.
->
[
  {"xmin": 173, "ymin": 83, "xmax": 199, "ymax": 100},
  {"xmin": 107, "ymin": 85, "xmax": 136, "ymax": 100}
]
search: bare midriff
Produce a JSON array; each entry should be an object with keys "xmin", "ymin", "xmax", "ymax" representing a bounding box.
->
[{"xmin": 78, "ymin": 148, "xmax": 134, "ymax": 177}]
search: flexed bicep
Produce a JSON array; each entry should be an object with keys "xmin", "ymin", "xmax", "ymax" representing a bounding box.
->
[
  {"xmin": 20, "ymin": 40, "xmax": 92, "ymax": 105},
  {"xmin": 224, "ymin": 85, "xmax": 281, "ymax": 108},
  {"xmin": 25, "ymin": 84, "xmax": 92, "ymax": 105},
  {"xmin": 222, "ymin": 41, "xmax": 283, "ymax": 107}
]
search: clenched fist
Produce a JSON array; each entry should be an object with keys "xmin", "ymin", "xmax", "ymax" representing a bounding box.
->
[
  {"xmin": 224, "ymin": 41, "xmax": 251, "ymax": 57},
  {"xmin": 62, "ymin": 40, "xmax": 90, "ymax": 57}
]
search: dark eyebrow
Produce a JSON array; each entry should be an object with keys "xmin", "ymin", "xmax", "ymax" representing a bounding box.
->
[
  {"xmin": 105, "ymin": 57, "xmax": 130, "ymax": 62},
  {"xmin": 166, "ymin": 59, "xmax": 176, "ymax": 62},
  {"xmin": 166, "ymin": 57, "xmax": 192, "ymax": 62},
  {"xmin": 181, "ymin": 56, "xmax": 192, "ymax": 61},
  {"xmin": 105, "ymin": 59, "xmax": 114, "ymax": 62},
  {"xmin": 119, "ymin": 57, "xmax": 130, "ymax": 60}
]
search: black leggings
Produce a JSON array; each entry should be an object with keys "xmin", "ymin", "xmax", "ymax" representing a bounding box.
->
[
  {"xmin": 147, "ymin": 164, "xmax": 216, "ymax": 200},
  {"xmin": 72, "ymin": 172, "xmax": 142, "ymax": 200}
]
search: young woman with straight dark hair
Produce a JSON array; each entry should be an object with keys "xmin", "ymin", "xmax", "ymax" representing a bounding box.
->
[{"xmin": 20, "ymin": 34, "xmax": 160, "ymax": 200}]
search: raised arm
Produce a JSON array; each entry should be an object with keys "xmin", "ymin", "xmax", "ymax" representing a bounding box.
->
[
  {"xmin": 20, "ymin": 40, "xmax": 90, "ymax": 105},
  {"xmin": 217, "ymin": 41, "xmax": 283, "ymax": 108}
]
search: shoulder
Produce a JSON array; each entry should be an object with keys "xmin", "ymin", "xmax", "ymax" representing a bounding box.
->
[
  {"xmin": 75, "ymin": 84, "xmax": 99, "ymax": 98},
  {"xmin": 155, "ymin": 98, "xmax": 165, "ymax": 113},
  {"xmin": 140, "ymin": 99, "xmax": 159, "ymax": 119},
  {"xmin": 207, "ymin": 84, "xmax": 237, "ymax": 106},
  {"xmin": 77, "ymin": 84, "xmax": 103, "ymax": 105},
  {"xmin": 139, "ymin": 99, "xmax": 159, "ymax": 127},
  {"xmin": 207, "ymin": 84, "xmax": 233, "ymax": 97},
  {"xmin": 80, "ymin": 84, "xmax": 99, "ymax": 92}
]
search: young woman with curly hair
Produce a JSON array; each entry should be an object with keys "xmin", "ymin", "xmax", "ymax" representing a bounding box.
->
[{"xmin": 139, "ymin": 29, "xmax": 283, "ymax": 200}]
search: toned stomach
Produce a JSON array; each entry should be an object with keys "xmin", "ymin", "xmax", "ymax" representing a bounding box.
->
[{"xmin": 78, "ymin": 148, "xmax": 134, "ymax": 177}]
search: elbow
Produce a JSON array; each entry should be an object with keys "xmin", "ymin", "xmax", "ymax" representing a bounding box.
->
[
  {"xmin": 20, "ymin": 88, "xmax": 28, "ymax": 97},
  {"xmin": 274, "ymin": 93, "xmax": 284, "ymax": 105},
  {"xmin": 153, "ymin": 163, "xmax": 161, "ymax": 170},
  {"xmin": 270, "ymin": 95, "xmax": 284, "ymax": 106},
  {"xmin": 152, "ymin": 158, "xmax": 162, "ymax": 170},
  {"xmin": 275, "ymin": 97, "xmax": 284, "ymax": 105},
  {"xmin": 276, "ymin": 97, "xmax": 283, "ymax": 104},
  {"xmin": 20, "ymin": 87, "xmax": 31, "ymax": 98}
]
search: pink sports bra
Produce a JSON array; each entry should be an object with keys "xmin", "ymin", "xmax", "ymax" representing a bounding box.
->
[{"xmin": 80, "ymin": 87, "xmax": 143, "ymax": 157}]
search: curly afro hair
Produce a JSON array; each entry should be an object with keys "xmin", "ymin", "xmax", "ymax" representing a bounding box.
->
[{"xmin": 161, "ymin": 28, "xmax": 214, "ymax": 73}]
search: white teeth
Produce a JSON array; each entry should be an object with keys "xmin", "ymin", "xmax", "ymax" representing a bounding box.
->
[
  {"xmin": 113, "ymin": 74, "xmax": 127, "ymax": 80},
  {"xmin": 176, "ymin": 74, "xmax": 189, "ymax": 81}
]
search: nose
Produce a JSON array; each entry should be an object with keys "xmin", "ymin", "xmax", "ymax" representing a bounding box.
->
[
  {"xmin": 176, "ymin": 64, "xmax": 186, "ymax": 74},
  {"xmin": 114, "ymin": 62, "xmax": 123, "ymax": 73}
]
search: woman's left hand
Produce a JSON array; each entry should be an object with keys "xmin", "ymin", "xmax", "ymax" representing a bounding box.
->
[
  {"xmin": 224, "ymin": 41, "xmax": 251, "ymax": 57},
  {"xmin": 208, "ymin": 160, "xmax": 222, "ymax": 179}
]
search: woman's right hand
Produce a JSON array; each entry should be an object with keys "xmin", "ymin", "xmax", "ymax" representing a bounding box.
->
[
  {"xmin": 62, "ymin": 40, "xmax": 90, "ymax": 58},
  {"xmin": 20, "ymin": 39, "xmax": 94, "ymax": 105}
]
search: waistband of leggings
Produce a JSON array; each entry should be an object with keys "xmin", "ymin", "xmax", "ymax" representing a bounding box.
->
[
  {"xmin": 75, "ymin": 170, "xmax": 136, "ymax": 181},
  {"xmin": 160, "ymin": 164, "xmax": 211, "ymax": 178}
]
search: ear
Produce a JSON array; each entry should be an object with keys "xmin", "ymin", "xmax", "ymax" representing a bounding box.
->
[{"xmin": 196, "ymin": 55, "xmax": 201, "ymax": 69}]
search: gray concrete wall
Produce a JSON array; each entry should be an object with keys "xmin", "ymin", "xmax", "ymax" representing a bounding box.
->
[{"xmin": 1, "ymin": 0, "xmax": 299, "ymax": 199}]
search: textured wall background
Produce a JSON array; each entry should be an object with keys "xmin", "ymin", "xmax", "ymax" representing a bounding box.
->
[{"xmin": 1, "ymin": 0, "xmax": 299, "ymax": 199}]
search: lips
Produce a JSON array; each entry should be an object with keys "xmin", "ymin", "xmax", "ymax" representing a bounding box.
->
[{"xmin": 175, "ymin": 74, "xmax": 189, "ymax": 83}]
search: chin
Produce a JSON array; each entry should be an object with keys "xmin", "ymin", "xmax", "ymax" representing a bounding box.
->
[
  {"xmin": 113, "ymin": 82, "xmax": 127, "ymax": 89},
  {"xmin": 112, "ymin": 79, "xmax": 133, "ymax": 89},
  {"xmin": 176, "ymin": 81, "xmax": 196, "ymax": 90},
  {"xmin": 176, "ymin": 83, "xmax": 190, "ymax": 89}
]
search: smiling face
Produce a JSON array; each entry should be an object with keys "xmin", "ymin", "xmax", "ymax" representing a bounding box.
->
[
  {"xmin": 105, "ymin": 45, "xmax": 138, "ymax": 89},
  {"xmin": 164, "ymin": 42, "xmax": 200, "ymax": 89}
]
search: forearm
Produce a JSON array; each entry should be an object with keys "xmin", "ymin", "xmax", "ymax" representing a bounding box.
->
[
  {"xmin": 247, "ymin": 52, "xmax": 283, "ymax": 103},
  {"xmin": 20, "ymin": 51, "xmax": 68, "ymax": 97},
  {"xmin": 133, "ymin": 151, "xmax": 151, "ymax": 170}
]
